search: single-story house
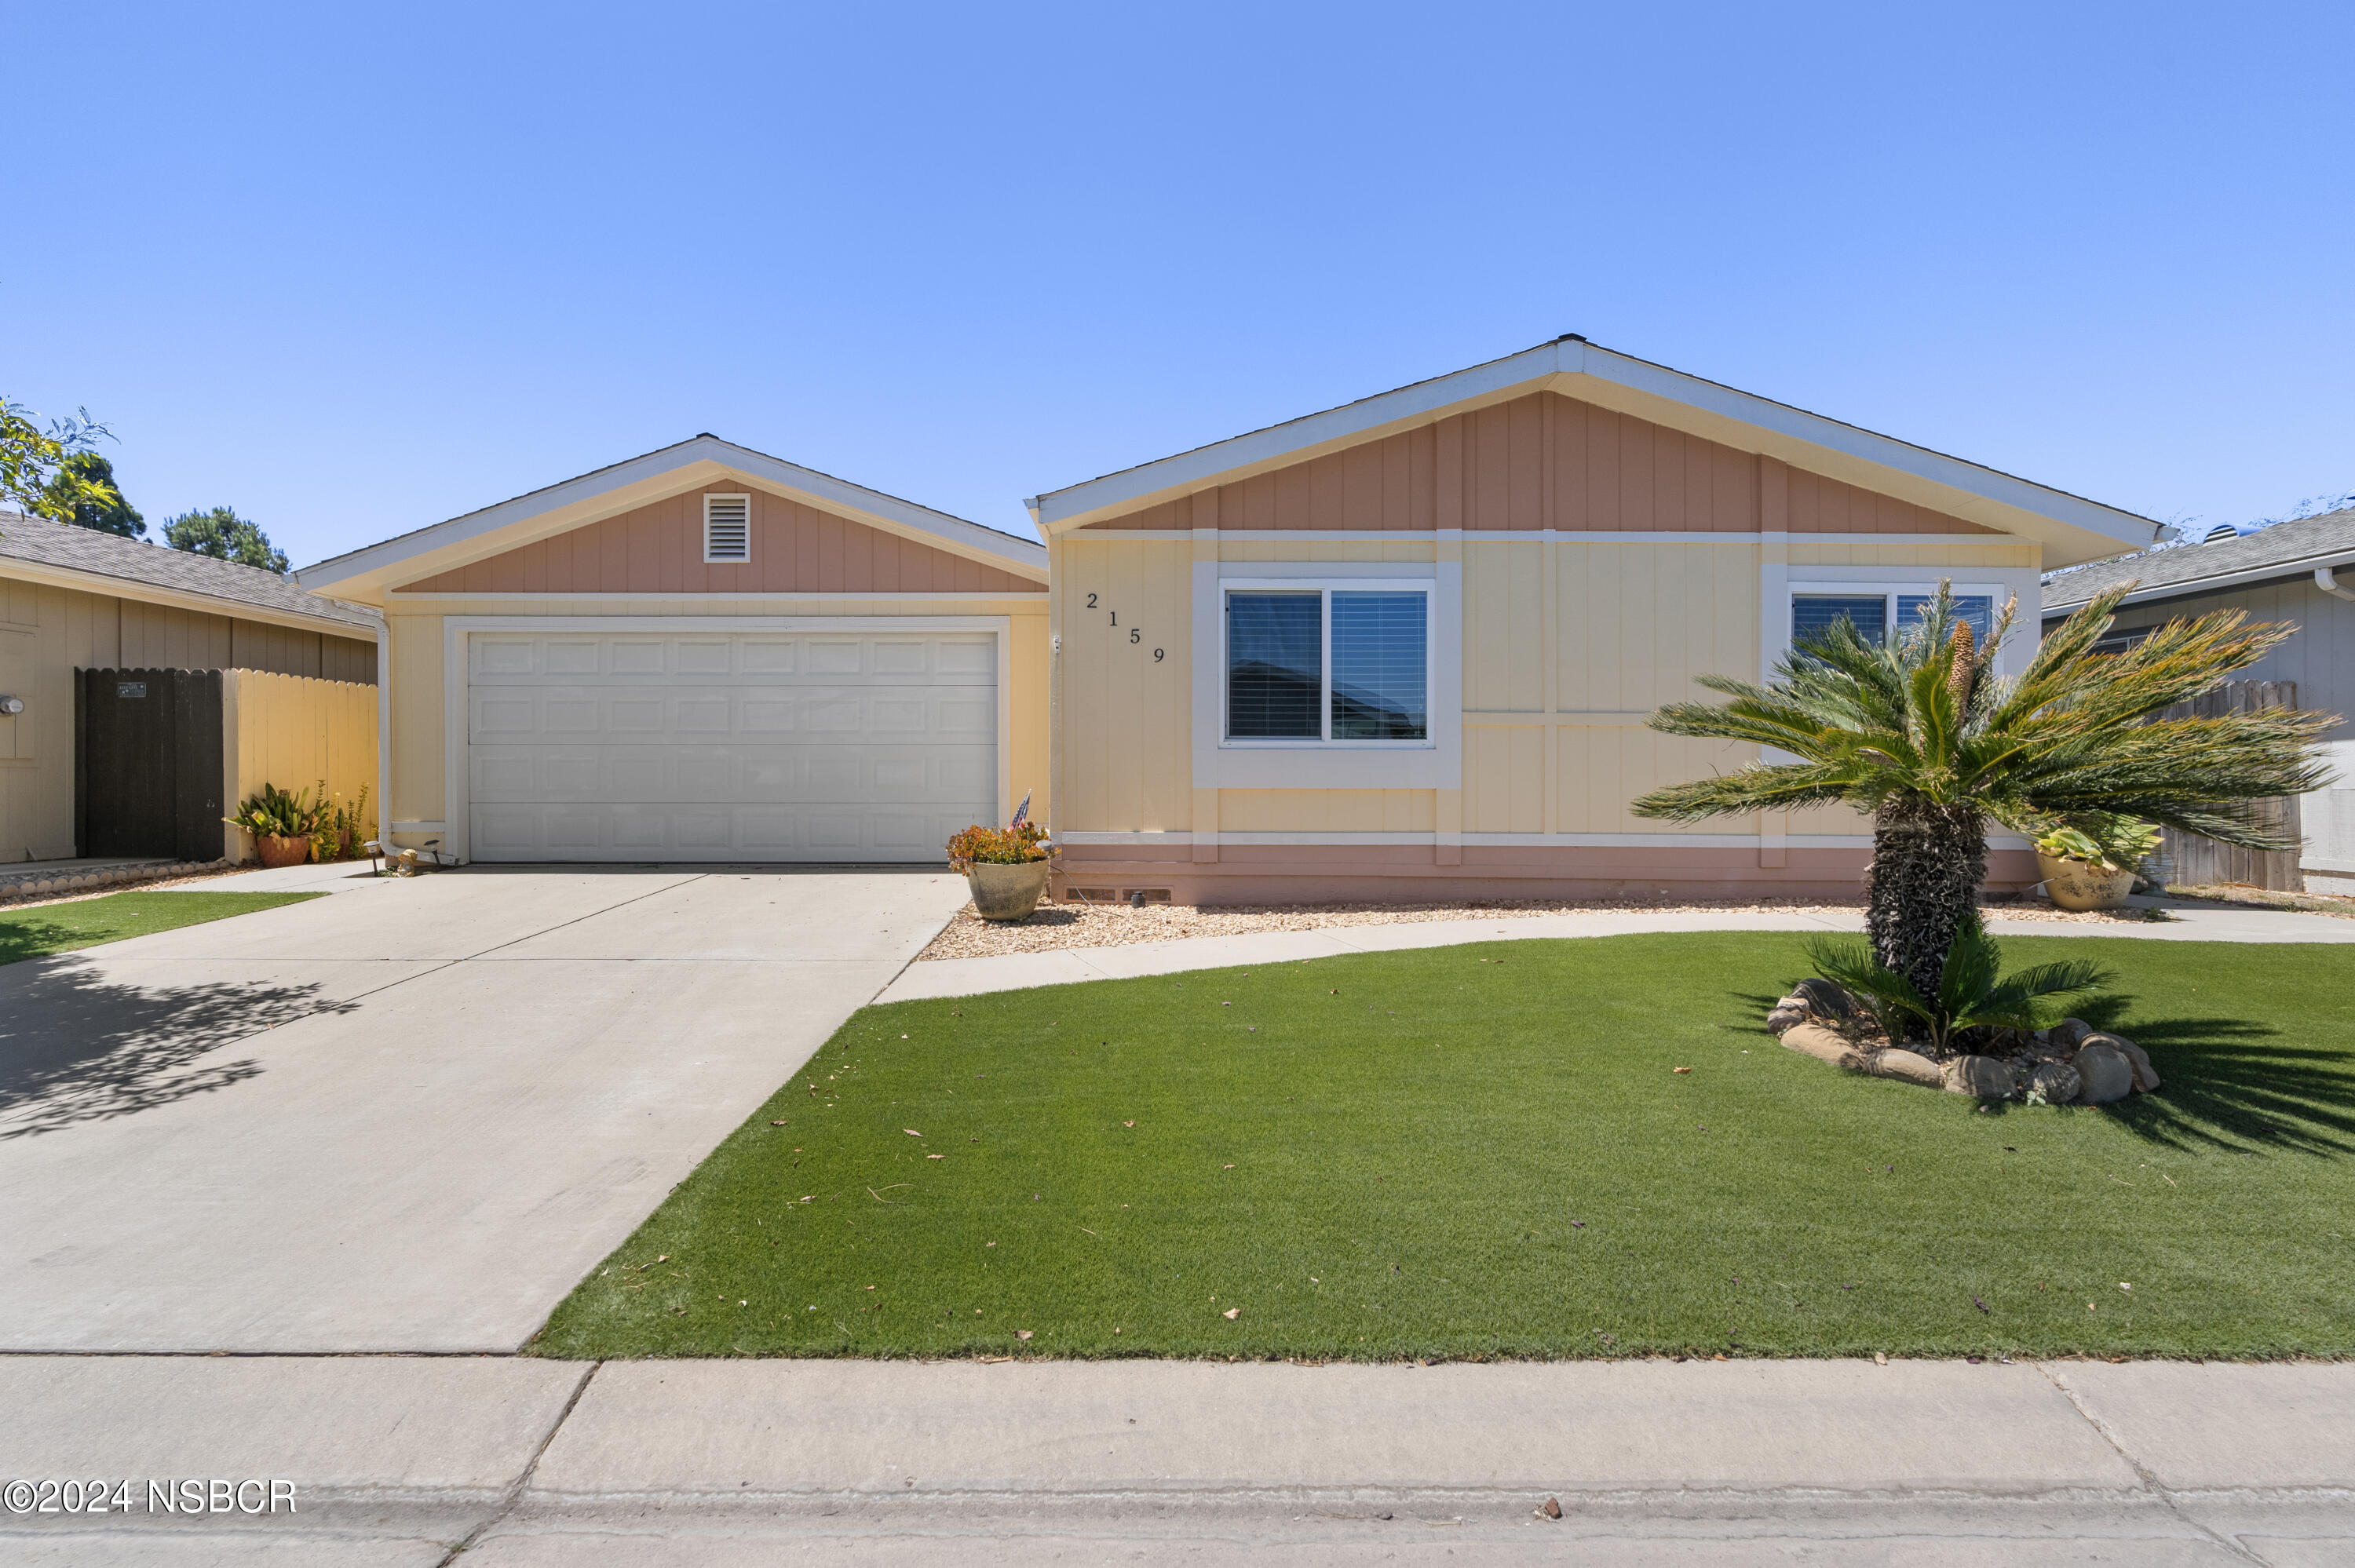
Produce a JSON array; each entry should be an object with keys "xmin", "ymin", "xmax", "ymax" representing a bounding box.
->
[
  {"xmin": 295, "ymin": 439, "xmax": 1049, "ymax": 862},
  {"xmin": 0, "ymin": 509, "xmax": 381, "ymax": 862},
  {"xmin": 1027, "ymin": 337, "xmax": 2159, "ymax": 903},
  {"xmin": 2043, "ymin": 504, "xmax": 2355, "ymax": 894}
]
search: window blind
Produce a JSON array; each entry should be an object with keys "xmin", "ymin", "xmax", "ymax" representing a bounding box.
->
[
  {"xmin": 1330, "ymin": 591, "xmax": 1426, "ymax": 739},
  {"xmin": 1226, "ymin": 592, "xmax": 1322, "ymax": 738}
]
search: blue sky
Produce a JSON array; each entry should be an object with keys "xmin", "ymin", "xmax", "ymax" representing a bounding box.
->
[{"xmin": 6, "ymin": 2, "xmax": 2350, "ymax": 567}]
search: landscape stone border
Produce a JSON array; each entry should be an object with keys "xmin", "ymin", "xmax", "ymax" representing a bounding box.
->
[
  {"xmin": 1766, "ymin": 983, "xmax": 2159, "ymax": 1105},
  {"xmin": 0, "ymin": 858, "xmax": 232, "ymax": 904}
]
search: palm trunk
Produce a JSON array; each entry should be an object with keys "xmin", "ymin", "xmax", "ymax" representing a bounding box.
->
[{"xmin": 1865, "ymin": 799, "xmax": 1987, "ymax": 1011}]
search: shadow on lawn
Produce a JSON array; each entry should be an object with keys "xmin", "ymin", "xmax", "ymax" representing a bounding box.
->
[
  {"xmin": 0, "ymin": 957, "xmax": 350, "ymax": 1140},
  {"xmin": 1729, "ymin": 987, "xmax": 2355, "ymax": 1157}
]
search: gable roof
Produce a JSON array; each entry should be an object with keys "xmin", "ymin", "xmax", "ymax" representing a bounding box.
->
[
  {"xmin": 297, "ymin": 436, "xmax": 1047, "ymax": 602},
  {"xmin": 2043, "ymin": 505, "xmax": 2355, "ymax": 614},
  {"xmin": 0, "ymin": 509, "xmax": 379, "ymax": 635},
  {"xmin": 1025, "ymin": 337, "xmax": 2160, "ymax": 568}
]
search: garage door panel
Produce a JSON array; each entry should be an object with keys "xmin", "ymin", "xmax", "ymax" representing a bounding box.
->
[{"xmin": 466, "ymin": 630, "xmax": 999, "ymax": 862}]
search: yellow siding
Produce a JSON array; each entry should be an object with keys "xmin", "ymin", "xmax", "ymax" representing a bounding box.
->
[
  {"xmin": 1555, "ymin": 544, "xmax": 1760, "ymax": 711},
  {"xmin": 1554, "ymin": 728, "xmax": 1758, "ymax": 833},
  {"xmin": 223, "ymin": 671, "xmax": 378, "ymax": 861},
  {"xmin": 1788, "ymin": 542, "xmax": 2039, "ymax": 569},
  {"xmin": 1462, "ymin": 726, "xmax": 1546, "ymax": 832},
  {"xmin": 0, "ymin": 570, "xmax": 374, "ymax": 860},
  {"xmin": 388, "ymin": 612, "xmax": 446, "ymax": 832},
  {"xmin": 1218, "ymin": 540, "xmax": 1437, "ymax": 563},
  {"xmin": 1462, "ymin": 542, "xmax": 1544, "ymax": 712},
  {"xmin": 1051, "ymin": 538, "xmax": 1194, "ymax": 832},
  {"xmin": 1217, "ymin": 789, "xmax": 1435, "ymax": 832}
]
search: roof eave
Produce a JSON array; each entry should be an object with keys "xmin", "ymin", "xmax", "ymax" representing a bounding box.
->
[
  {"xmin": 298, "ymin": 436, "xmax": 1046, "ymax": 603},
  {"xmin": 1030, "ymin": 341, "xmax": 2159, "ymax": 569},
  {"xmin": 0, "ymin": 554, "xmax": 380, "ymax": 637}
]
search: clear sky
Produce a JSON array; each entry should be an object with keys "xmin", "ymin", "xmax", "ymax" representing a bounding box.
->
[{"xmin": 6, "ymin": 2, "xmax": 2350, "ymax": 568}]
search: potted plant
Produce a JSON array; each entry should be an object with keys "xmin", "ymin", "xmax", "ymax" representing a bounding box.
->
[
  {"xmin": 2033, "ymin": 815, "xmax": 2162, "ymax": 911},
  {"xmin": 225, "ymin": 782, "xmax": 323, "ymax": 869},
  {"xmin": 947, "ymin": 797, "xmax": 1052, "ymax": 921}
]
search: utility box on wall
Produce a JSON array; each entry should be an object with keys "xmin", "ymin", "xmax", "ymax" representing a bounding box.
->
[{"xmin": 75, "ymin": 667, "xmax": 378, "ymax": 864}]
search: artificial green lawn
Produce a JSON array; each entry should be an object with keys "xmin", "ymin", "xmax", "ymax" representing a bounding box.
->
[
  {"xmin": 0, "ymin": 890, "xmax": 325, "ymax": 965},
  {"xmin": 534, "ymin": 933, "xmax": 2355, "ymax": 1361}
]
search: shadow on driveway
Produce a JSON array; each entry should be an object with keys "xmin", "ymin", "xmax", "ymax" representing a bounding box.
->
[{"xmin": 0, "ymin": 962, "xmax": 352, "ymax": 1140}]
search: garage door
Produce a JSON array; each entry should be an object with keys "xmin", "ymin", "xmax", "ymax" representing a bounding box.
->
[{"xmin": 464, "ymin": 630, "xmax": 995, "ymax": 862}]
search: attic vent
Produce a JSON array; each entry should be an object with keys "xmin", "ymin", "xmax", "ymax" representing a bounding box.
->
[
  {"xmin": 2201, "ymin": 523, "xmax": 2241, "ymax": 545},
  {"xmin": 703, "ymin": 494, "xmax": 751, "ymax": 563}
]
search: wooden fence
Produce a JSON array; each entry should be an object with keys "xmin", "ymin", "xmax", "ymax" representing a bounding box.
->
[{"xmin": 2150, "ymin": 680, "xmax": 2304, "ymax": 892}]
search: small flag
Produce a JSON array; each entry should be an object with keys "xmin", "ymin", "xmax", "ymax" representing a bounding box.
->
[{"xmin": 1010, "ymin": 789, "xmax": 1032, "ymax": 829}]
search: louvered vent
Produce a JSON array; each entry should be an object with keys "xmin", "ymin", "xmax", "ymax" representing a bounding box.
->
[{"xmin": 703, "ymin": 494, "xmax": 751, "ymax": 563}]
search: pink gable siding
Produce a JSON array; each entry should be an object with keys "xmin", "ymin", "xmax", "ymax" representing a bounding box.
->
[
  {"xmin": 1082, "ymin": 392, "xmax": 2001, "ymax": 535},
  {"xmin": 403, "ymin": 485, "xmax": 1040, "ymax": 595}
]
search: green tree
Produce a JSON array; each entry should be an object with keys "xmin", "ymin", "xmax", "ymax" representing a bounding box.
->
[
  {"xmin": 1630, "ymin": 583, "xmax": 2332, "ymax": 1008},
  {"xmin": 38, "ymin": 450, "xmax": 145, "ymax": 537},
  {"xmin": 2, "ymin": 399, "xmax": 115, "ymax": 519},
  {"xmin": 162, "ymin": 506, "xmax": 289, "ymax": 573}
]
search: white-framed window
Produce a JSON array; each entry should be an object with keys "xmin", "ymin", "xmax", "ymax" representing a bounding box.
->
[
  {"xmin": 703, "ymin": 494, "xmax": 751, "ymax": 563},
  {"xmin": 1789, "ymin": 583, "xmax": 1998, "ymax": 650},
  {"xmin": 1221, "ymin": 581, "xmax": 1433, "ymax": 746}
]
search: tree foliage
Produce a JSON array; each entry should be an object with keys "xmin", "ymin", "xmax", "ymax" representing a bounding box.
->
[
  {"xmin": 38, "ymin": 450, "xmax": 145, "ymax": 537},
  {"xmin": 163, "ymin": 506, "xmax": 289, "ymax": 573},
  {"xmin": 2, "ymin": 399, "xmax": 117, "ymax": 520},
  {"xmin": 1631, "ymin": 582, "xmax": 2334, "ymax": 1004}
]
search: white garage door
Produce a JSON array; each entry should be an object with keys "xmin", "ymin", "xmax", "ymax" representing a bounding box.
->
[{"xmin": 464, "ymin": 630, "xmax": 996, "ymax": 862}]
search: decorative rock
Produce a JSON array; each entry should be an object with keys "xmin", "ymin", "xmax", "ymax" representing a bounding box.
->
[
  {"xmin": 2083, "ymin": 1030, "xmax": 2159, "ymax": 1092},
  {"xmin": 1788, "ymin": 979, "xmax": 1856, "ymax": 1019},
  {"xmin": 2048, "ymin": 1018, "xmax": 2095, "ymax": 1050},
  {"xmin": 1942, "ymin": 1055, "xmax": 2019, "ymax": 1099},
  {"xmin": 1780, "ymin": 1022, "xmax": 1866, "ymax": 1070},
  {"xmin": 2027, "ymin": 1060, "xmax": 2082, "ymax": 1104},
  {"xmin": 2072, "ymin": 1043, "xmax": 2134, "ymax": 1103},
  {"xmin": 1866, "ymin": 1048, "xmax": 1944, "ymax": 1087},
  {"xmin": 1765, "ymin": 1001, "xmax": 1809, "ymax": 1036}
]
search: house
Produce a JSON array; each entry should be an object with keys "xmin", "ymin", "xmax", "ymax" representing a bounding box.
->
[
  {"xmin": 295, "ymin": 438, "xmax": 1049, "ymax": 862},
  {"xmin": 2043, "ymin": 505, "xmax": 2355, "ymax": 894},
  {"xmin": 0, "ymin": 509, "xmax": 381, "ymax": 862},
  {"xmin": 1028, "ymin": 337, "xmax": 2159, "ymax": 903}
]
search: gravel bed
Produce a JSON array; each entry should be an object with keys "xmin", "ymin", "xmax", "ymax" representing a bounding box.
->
[{"xmin": 915, "ymin": 893, "xmax": 2145, "ymax": 960}]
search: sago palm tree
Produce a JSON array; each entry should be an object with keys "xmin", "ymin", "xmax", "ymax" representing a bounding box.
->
[{"xmin": 1630, "ymin": 582, "xmax": 2333, "ymax": 1004}]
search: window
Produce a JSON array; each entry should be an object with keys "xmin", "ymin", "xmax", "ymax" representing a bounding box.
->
[
  {"xmin": 703, "ymin": 494, "xmax": 751, "ymax": 563},
  {"xmin": 1225, "ymin": 586, "xmax": 1429, "ymax": 744},
  {"xmin": 1791, "ymin": 589, "xmax": 1994, "ymax": 647}
]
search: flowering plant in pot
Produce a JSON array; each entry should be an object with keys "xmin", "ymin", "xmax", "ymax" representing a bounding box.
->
[
  {"xmin": 225, "ymin": 782, "xmax": 322, "ymax": 868},
  {"xmin": 2033, "ymin": 815, "xmax": 2161, "ymax": 911},
  {"xmin": 947, "ymin": 793, "xmax": 1052, "ymax": 921}
]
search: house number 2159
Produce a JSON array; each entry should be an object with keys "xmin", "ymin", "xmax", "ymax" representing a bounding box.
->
[{"xmin": 1083, "ymin": 595, "xmax": 1163, "ymax": 661}]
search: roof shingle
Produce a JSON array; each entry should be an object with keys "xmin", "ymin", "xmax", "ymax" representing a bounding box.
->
[
  {"xmin": 2042, "ymin": 505, "xmax": 2355, "ymax": 612},
  {"xmin": 0, "ymin": 510, "xmax": 378, "ymax": 632}
]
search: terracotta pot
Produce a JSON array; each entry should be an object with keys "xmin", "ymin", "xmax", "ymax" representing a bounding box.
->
[
  {"xmin": 256, "ymin": 834, "xmax": 312, "ymax": 869},
  {"xmin": 966, "ymin": 859, "xmax": 1050, "ymax": 921},
  {"xmin": 2037, "ymin": 851, "xmax": 2135, "ymax": 911}
]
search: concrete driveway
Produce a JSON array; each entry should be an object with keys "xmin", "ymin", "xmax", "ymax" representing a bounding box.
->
[{"xmin": 0, "ymin": 865, "xmax": 968, "ymax": 1353}]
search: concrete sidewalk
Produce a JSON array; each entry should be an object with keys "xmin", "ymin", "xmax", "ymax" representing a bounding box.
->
[
  {"xmin": 880, "ymin": 896, "xmax": 2355, "ymax": 1004},
  {"xmin": 5, "ymin": 1355, "xmax": 2350, "ymax": 1563}
]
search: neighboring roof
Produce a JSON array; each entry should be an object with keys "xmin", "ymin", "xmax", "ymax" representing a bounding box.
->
[
  {"xmin": 2042, "ymin": 505, "xmax": 2355, "ymax": 615},
  {"xmin": 1024, "ymin": 337, "xmax": 2161, "ymax": 568},
  {"xmin": 0, "ymin": 509, "xmax": 379, "ymax": 634},
  {"xmin": 298, "ymin": 436, "xmax": 1047, "ymax": 602}
]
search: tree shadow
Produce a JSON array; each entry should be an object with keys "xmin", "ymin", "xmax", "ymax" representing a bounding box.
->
[{"xmin": 0, "ymin": 959, "xmax": 354, "ymax": 1140}]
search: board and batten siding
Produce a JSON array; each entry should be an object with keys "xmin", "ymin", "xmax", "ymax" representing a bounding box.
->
[
  {"xmin": 0, "ymin": 570, "xmax": 376, "ymax": 861},
  {"xmin": 1053, "ymin": 389, "xmax": 2042, "ymax": 901}
]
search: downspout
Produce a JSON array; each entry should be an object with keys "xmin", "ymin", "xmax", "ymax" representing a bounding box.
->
[
  {"xmin": 2317, "ymin": 566, "xmax": 2355, "ymax": 603},
  {"xmin": 1028, "ymin": 496, "xmax": 1058, "ymax": 884},
  {"xmin": 374, "ymin": 613, "xmax": 392, "ymax": 854}
]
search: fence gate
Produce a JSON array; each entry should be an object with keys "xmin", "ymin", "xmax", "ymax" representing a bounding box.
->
[
  {"xmin": 2150, "ymin": 680, "xmax": 2303, "ymax": 892},
  {"xmin": 75, "ymin": 668, "xmax": 225, "ymax": 861}
]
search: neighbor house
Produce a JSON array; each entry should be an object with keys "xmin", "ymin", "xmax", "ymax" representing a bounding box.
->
[
  {"xmin": 2043, "ymin": 504, "xmax": 2355, "ymax": 894},
  {"xmin": 1028, "ymin": 338, "xmax": 2159, "ymax": 903},
  {"xmin": 295, "ymin": 439, "xmax": 1049, "ymax": 862},
  {"xmin": 0, "ymin": 509, "xmax": 380, "ymax": 862}
]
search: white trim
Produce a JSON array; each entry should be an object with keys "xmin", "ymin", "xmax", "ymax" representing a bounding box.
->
[
  {"xmin": 299, "ymin": 435, "xmax": 1046, "ymax": 596},
  {"xmin": 440, "ymin": 614, "xmax": 1012, "ymax": 866},
  {"xmin": 391, "ymin": 820, "xmax": 448, "ymax": 833},
  {"xmin": 1032, "ymin": 340, "xmax": 2156, "ymax": 564},
  {"xmin": 0, "ymin": 555, "xmax": 380, "ymax": 640},
  {"xmin": 385, "ymin": 590, "xmax": 1048, "ymax": 602},
  {"xmin": 1067, "ymin": 528, "xmax": 2018, "ymax": 546},
  {"xmin": 700, "ymin": 493, "xmax": 752, "ymax": 564},
  {"xmin": 374, "ymin": 621, "xmax": 391, "ymax": 851}
]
